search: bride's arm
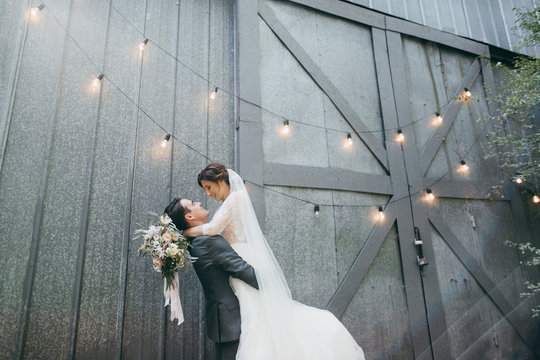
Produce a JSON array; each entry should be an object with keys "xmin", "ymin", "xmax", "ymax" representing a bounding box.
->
[{"xmin": 183, "ymin": 194, "xmax": 236, "ymax": 238}]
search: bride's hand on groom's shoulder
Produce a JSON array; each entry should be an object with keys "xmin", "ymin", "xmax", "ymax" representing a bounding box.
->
[
  {"xmin": 183, "ymin": 225, "xmax": 203, "ymax": 238},
  {"xmin": 183, "ymin": 228, "xmax": 196, "ymax": 238}
]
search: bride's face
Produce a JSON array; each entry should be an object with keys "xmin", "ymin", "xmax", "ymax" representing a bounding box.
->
[{"xmin": 201, "ymin": 179, "xmax": 230, "ymax": 202}]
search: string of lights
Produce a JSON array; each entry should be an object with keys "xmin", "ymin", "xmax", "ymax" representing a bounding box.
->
[
  {"xmin": 29, "ymin": 3, "xmax": 538, "ymax": 207},
  {"xmin": 98, "ymin": 0, "xmax": 461, "ymax": 136},
  {"xmin": 34, "ymin": 1, "xmax": 469, "ymax": 141},
  {"xmin": 255, "ymin": 98, "xmax": 454, "ymax": 140}
]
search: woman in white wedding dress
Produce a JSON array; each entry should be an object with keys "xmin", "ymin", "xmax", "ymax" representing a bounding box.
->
[{"xmin": 183, "ymin": 163, "xmax": 365, "ymax": 360}]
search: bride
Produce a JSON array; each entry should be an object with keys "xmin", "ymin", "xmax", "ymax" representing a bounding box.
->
[{"xmin": 182, "ymin": 163, "xmax": 365, "ymax": 359}]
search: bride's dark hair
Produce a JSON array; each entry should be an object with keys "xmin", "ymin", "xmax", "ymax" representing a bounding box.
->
[{"xmin": 197, "ymin": 163, "xmax": 230, "ymax": 187}]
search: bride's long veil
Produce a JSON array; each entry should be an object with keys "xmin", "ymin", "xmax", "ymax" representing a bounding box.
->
[{"xmin": 228, "ymin": 169, "xmax": 298, "ymax": 358}]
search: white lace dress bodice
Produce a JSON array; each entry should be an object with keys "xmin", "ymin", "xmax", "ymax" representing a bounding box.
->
[{"xmin": 202, "ymin": 191, "xmax": 245, "ymax": 244}]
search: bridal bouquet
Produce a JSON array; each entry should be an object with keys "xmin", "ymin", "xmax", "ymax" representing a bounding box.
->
[{"xmin": 135, "ymin": 214, "xmax": 194, "ymax": 324}]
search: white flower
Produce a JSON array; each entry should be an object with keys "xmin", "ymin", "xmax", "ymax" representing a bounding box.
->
[
  {"xmin": 167, "ymin": 243, "xmax": 179, "ymax": 257},
  {"xmin": 160, "ymin": 214, "xmax": 172, "ymax": 226},
  {"xmin": 147, "ymin": 225, "xmax": 163, "ymax": 239},
  {"xmin": 162, "ymin": 232, "xmax": 172, "ymax": 242},
  {"xmin": 156, "ymin": 247, "xmax": 166, "ymax": 259}
]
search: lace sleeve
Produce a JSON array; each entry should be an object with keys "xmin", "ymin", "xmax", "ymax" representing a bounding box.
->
[{"xmin": 202, "ymin": 192, "xmax": 238, "ymax": 236}]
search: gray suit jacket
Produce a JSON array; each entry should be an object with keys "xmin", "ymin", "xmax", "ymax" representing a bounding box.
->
[{"xmin": 188, "ymin": 234, "xmax": 258, "ymax": 343}]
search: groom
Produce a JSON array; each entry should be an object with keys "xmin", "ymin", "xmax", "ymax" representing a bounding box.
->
[{"xmin": 164, "ymin": 198, "xmax": 258, "ymax": 360}]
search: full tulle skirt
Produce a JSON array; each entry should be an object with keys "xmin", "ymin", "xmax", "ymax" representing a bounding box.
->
[{"xmin": 230, "ymin": 243, "xmax": 365, "ymax": 360}]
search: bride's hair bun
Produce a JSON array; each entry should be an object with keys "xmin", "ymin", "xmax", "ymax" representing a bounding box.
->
[{"xmin": 198, "ymin": 163, "xmax": 230, "ymax": 187}]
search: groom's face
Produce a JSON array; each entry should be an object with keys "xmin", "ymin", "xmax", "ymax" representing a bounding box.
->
[{"xmin": 180, "ymin": 199, "xmax": 209, "ymax": 225}]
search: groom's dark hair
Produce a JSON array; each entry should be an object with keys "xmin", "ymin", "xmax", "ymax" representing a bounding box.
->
[{"xmin": 164, "ymin": 198, "xmax": 190, "ymax": 231}]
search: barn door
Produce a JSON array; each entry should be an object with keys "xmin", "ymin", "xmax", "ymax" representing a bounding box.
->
[
  {"xmin": 236, "ymin": 1, "xmax": 540, "ymax": 359},
  {"xmin": 383, "ymin": 29, "xmax": 540, "ymax": 359}
]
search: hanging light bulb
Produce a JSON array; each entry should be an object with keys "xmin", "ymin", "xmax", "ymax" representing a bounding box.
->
[
  {"xmin": 314, "ymin": 204, "xmax": 320, "ymax": 217},
  {"xmin": 281, "ymin": 120, "xmax": 290, "ymax": 135},
  {"xmin": 458, "ymin": 160, "xmax": 469, "ymax": 173},
  {"xmin": 210, "ymin": 87, "xmax": 218, "ymax": 100},
  {"xmin": 139, "ymin": 38, "xmax": 149, "ymax": 51},
  {"xmin": 514, "ymin": 172, "xmax": 524, "ymax": 184},
  {"xmin": 92, "ymin": 73, "xmax": 104, "ymax": 88},
  {"xmin": 161, "ymin": 134, "xmax": 171, "ymax": 148},
  {"xmin": 435, "ymin": 112, "xmax": 443, "ymax": 125},
  {"xmin": 426, "ymin": 188, "xmax": 435, "ymax": 201},
  {"xmin": 464, "ymin": 87, "xmax": 472, "ymax": 99},
  {"xmin": 378, "ymin": 206, "xmax": 385, "ymax": 221},
  {"xmin": 533, "ymin": 195, "xmax": 540, "ymax": 204},
  {"xmin": 31, "ymin": 3, "xmax": 45, "ymax": 16},
  {"xmin": 396, "ymin": 129, "xmax": 404, "ymax": 143},
  {"xmin": 346, "ymin": 133, "xmax": 353, "ymax": 146}
]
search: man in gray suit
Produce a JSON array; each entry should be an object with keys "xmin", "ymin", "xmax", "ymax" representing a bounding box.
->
[{"xmin": 164, "ymin": 198, "xmax": 258, "ymax": 360}]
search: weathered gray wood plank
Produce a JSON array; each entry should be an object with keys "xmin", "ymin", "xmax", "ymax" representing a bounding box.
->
[
  {"xmin": 424, "ymin": 179, "xmax": 486, "ymax": 199},
  {"xmin": 419, "ymin": 59, "xmax": 481, "ymax": 176},
  {"xmin": 326, "ymin": 202, "xmax": 397, "ymax": 317},
  {"xmin": 264, "ymin": 163, "xmax": 392, "ymax": 195},
  {"xmin": 0, "ymin": 2, "xmax": 31, "ymax": 358},
  {"xmin": 10, "ymin": 3, "xmax": 76, "ymax": 359},
  {"xmin": 259, "ymin": 3, "xmax": 389, "ymax": 171},
  {"xmin": 238, "ymin": 0, "xmax": 265, "ymax": 228},
  {"xmin": 386, "ymin": 16, "xmax": 489, "ymax": 56},
  {"xmin": 384, "ymin": 29, "xmax": 433, "ymax": 360},
  {"xmin": 429, "ymin": 210, "xmax": 540, "ymax": 357},
  {"xmin": 284, "ymin": 0, "xmax": 385, "ymax": 29},
  {"xmin": 394, "ymin": 30, "xmax": 453, "ymax": 360}
]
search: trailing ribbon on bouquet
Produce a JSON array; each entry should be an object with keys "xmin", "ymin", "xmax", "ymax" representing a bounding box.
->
[{"xmin": 164, "ymin": 272, "xmax": 184, "ymax": 325}]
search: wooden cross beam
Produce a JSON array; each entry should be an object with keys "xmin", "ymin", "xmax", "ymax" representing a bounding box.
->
[
  {"xmin": 259, "ymin": 4, "xmax": 390, "ymax": 172},
  {"xmin": 264, "ymin": 163, "xmax": 392, "ymax": 195},
  {"xmin": 419, "ymin": 59, "xmax": 481, "ymax": 176},
  {"xmin": 326, "ymin": 201, "xmax": 396, "ymax": 317},
  {"xmin": 429, "ymin": 210, "xmax": 540, "ymax": 357}
]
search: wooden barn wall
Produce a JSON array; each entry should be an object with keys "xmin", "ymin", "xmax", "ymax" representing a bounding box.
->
[
  {"xmin": 0, "ymin": 0, "xmax": 235, "ymax": 359},
  {"xmin": 342, "ymin": 0, "xmax": 539, "ymax": 57},
  {"xmin": 0, "ymin": 0, "xmax": 539, "ymax": 359},
  {"xmin": 252, "ymin": 0, "xmax": 540, "ymax": 359}
]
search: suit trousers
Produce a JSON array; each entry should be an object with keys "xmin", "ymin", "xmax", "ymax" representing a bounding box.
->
[{"xmin": 215, "ymin": 340, "xmax": 239, "ymax": 360}]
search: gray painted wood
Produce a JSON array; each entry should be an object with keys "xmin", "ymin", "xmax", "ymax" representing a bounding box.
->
[
  {"xmin": 65, "ymin": 2, "xmax": 112, "ymax": 356},
  {"xmin": 429, "ymin": 210, "xmax": 540, "ymax": 357},
  {"xmin": 425, "ymin": 179, "xmax": 486, "ymax": 199},
  {"xmin": 259, "ymin": 3, "xmax": 389, "ymax": 172},
  {"xmin": 391, "ymin": 32, "xmax": 453, "ymax": 360},
  {"xmin": 264, "ymin": 163, "xmax": 392, "ymax": 194},
  {"xmin": 0, "ymin": 0, "xmax": 30, "ymax": 176},
  {"xmin": 326, "ymin": 202, "xmax": 396, "ymax": 316},
  {"xmin": 342, "ymin": 0, "xmax": 536, "ymax": 55},
  {"xmin": 384, "ymin": 29, "xmax": 434, "ymax": 360},
  {"xmin": 0, "ymin": 0, "xmax": 235, "ymax": 358},
  {"xmin": 1, "ymin": 0, "xmax": 538, "ymax": 358},
  {"xmin": 0, "ymin": 3, "xmax": 31, "ymax": 359},
  {"xmin": 386, "ymin": 17, "xmax": 489, "ymax": 57},
  {"xmin": 286, "ymin": 0, "xmax": 493, "ymax": 57},
  {"xmin": 285, "ymin": 0, "xmax": 385, "ymax": 29},
  {"xmin": 11, "ymin": 3, "xmax": 76, "ymax": 359},
  {"xmin": 238, "ymin": 0, "xmax": 265, "ymax": 228},
  {"xmin": 419, "ymin": 59, "xmax": 482, "ymax": 176}
]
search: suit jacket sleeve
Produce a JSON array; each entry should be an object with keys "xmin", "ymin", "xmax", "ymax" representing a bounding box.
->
[{"xmin": 207, "ymin": 235, "xmax": 259, "ymax": 290}]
